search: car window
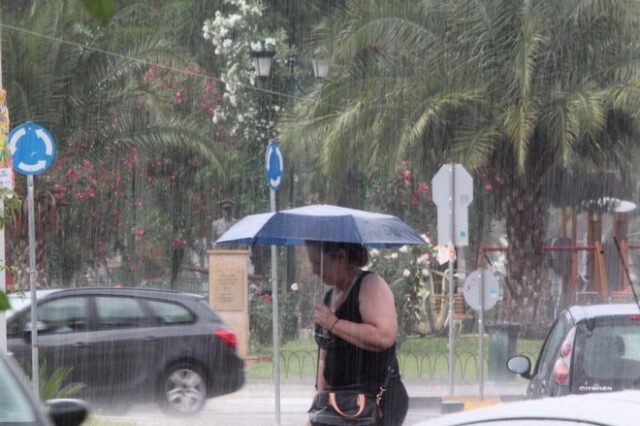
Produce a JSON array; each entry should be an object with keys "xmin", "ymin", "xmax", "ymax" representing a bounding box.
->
[
  {"xmin": 95, "ymin": 296, "xmax": 148, "ymax": 329},
  {"xmin": 575, "ymin": 322, "xmax": 640, "ymax": 384},
  {"xmin": 147, "ymin": 300, "xmax": 195, "ymax": 325},
  {"xmin": 38, "ymin": 296, "xmax": 88, "ymax": 334},
  {"xmin": 536, "ymin": 318, "xmax": 568, "ymax": 375},
  {"xmin": 7, "ymin": 311, "xmax": 26, "ymax": 338},
  {"xmin": 0, "ymin": 358, "xmax": 37, "ymax": 423}
]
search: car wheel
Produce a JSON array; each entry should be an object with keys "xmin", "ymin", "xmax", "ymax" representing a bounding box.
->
[{"xmin": 159, "ymin": 363, "xmax": 207, "ymax": 415}]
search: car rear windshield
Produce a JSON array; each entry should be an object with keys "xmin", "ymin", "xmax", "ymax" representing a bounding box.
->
[{"xmin": 572, "ymin": 319, "xmax": 640, "ymax": 392}]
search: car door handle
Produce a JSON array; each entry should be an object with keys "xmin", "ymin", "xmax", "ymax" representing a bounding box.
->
[
  {"xmin": 144, "ymin": 336, "xmax": 157, "ymax": 342},
  {"xmin": 73, "ymin": 342, "xmax": 87, "ymax": 348}
]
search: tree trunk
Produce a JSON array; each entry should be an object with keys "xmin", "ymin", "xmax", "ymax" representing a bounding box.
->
[{"xmin": 500, "ymin": 173, "xmax": 550, "ymax": 335}]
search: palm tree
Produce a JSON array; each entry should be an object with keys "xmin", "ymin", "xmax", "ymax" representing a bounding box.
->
[
  {"xmin": 2, "ymin": 0, "xmax": 222, "ymax": 287},
  {"xmin": 285, "ymin": 0, "xmax": 640, "ymax": 327}
]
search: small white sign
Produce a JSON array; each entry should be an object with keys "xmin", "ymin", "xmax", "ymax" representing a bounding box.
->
[{"xmin": 0, "ymin": 167, "xmax": 13, "ymax": 189}]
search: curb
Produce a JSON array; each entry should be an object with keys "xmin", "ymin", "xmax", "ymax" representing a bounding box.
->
[{"xmin": 409, "ymin": 394, "xmax": 526, "ymax": 414}]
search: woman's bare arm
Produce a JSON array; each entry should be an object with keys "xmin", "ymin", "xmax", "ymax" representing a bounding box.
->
[
  {"xmin": 316, "ymin": 273, "xmax": 397, "ymax": 352},
  {"xmin": 316, "ymin": 348, "xmax": 327, "ymax": 391}
]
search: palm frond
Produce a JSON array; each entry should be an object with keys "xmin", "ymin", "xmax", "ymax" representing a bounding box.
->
[
  {"xmin": 503, "ymin": 101, "xmax": 537, "ymax": 172},
  {"xmin": 453, "ymin": 122, "xmax": 503, "ymax": 168}
]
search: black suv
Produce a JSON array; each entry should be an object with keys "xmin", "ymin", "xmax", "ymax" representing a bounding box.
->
[
  {"xmin": 7, "ymin": 287, "xmax": 245, "ymax": 414},
  {"xmin": 508, "ymin": 303, "xmax": 640, "ymax": 398}
]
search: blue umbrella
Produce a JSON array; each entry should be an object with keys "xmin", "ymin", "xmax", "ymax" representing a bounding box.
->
[
  {"xmin": 216, "ymin": 204, "xmax": 423, "ymax": 424},
  {"xmin": 216, "ymin": 204, "xmax": 425, "ymax": 248}
]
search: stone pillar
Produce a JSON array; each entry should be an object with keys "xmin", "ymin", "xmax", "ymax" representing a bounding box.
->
[{"xmin": 208, "ymin": 250, "xmax": 249, "ymax": 358}]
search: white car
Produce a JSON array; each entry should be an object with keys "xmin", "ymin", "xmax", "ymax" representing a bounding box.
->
[{"xmin": 415, "ymin": 390, "xmax": 640, "ymax": 425}]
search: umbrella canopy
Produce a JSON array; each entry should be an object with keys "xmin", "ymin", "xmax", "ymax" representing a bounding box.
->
[{"xmin": 216, "ymin": 204, "xmax": 424, "ymax": 248}]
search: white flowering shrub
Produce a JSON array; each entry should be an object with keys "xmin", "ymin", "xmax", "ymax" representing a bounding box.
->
[
  {"xmin": 367, "ymin": 235, "xmax": 444, "ymax": 340},
  {"xmin": 202, "ymin": 0, "xmax": 287, "ymax": 144}
]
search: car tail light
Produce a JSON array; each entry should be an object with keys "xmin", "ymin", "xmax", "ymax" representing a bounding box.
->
[
  {"xmin": 559, "ymin": 341, "xmax": 572, "ymax": 358},
  {"xmin": 552, "ymin": 359, "xmax": 570, "ymax": 384},
  {"xmin": 215, "ymin": 329, "xmax": 237, "ymax": 349},
  {"xmin": 629, "ymin": 314, "xmax": 640, "ymax": 321},
  {"xmin": 552, "ymin": 327, "xmax": 576, "ymax": 386}
]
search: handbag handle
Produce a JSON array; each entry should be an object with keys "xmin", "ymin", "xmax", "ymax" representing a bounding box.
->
[{"xmin": 328, "ymin": 392, "xmax": 366, "ymax": 419}]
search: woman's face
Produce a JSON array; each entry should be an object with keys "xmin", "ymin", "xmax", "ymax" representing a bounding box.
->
[{"xmin": 305, "ymin": 243, "xmax": 343, "ymax": 285}]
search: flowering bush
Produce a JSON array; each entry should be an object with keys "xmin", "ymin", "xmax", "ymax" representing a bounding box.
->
[
  {"xmin": 202, "ymin": 0, "xmax": 288, "ymax": 145},
  {"xmin": 366, "ymin": 160, "xmax": 435, "ymax": 232},
  {"xmin": 367, "ymin": 235, "xmax": 444, "ymax": 342},
  {"xmin": 248, "ymin": 282, "xmax": 300, "ymax": 351},
  {"xmin": 140, "ymin": 64, "xmax": 219, "ymax": 119}
]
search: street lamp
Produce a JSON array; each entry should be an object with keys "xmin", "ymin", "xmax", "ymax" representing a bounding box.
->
[
  {"xmin": 251, "ymin": 38, "xmax": 282, "ymax": 425},
  {"xmin": 251, "ymin": 40, "xmax": 276, "ymax": 78},
  {"xmin": 311, "ymin": 58, "xmax": 329, "ymax": 79}
]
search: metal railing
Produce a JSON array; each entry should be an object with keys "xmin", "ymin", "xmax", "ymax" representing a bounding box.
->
[{"xmin": 275, "ymin": 350, "xmax": 538, "ymax": 381}]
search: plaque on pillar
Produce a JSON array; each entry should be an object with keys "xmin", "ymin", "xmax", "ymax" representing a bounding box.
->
[{"xmin": 208, "ymin": 250, "xmax": 249, "ymax": 358}]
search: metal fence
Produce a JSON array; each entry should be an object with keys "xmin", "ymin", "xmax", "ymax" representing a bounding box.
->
[{"xmin": 277, "ymin": 350, "xmax": 539, "ymax": 381}]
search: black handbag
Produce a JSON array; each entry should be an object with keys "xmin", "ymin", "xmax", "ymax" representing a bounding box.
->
[
  {"xmin": 309, "ymin": 366, "xmax": 394, "ymax": 426},
  {"xmin": 308, "ymin": 389, "xmax": 380, "ymax": 426}
]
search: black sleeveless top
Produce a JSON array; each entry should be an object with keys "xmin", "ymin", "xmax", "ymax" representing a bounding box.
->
[{"xmin": 323, "ymin": 271, "xmax": 398, "ymax": 393}]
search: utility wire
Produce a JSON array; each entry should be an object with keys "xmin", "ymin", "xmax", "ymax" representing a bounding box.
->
[{"xmin": 1, "ymin": 22, "xmax": 307, "ymax": 102}]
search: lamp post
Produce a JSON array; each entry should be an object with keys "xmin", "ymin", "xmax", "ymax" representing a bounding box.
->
[
  {"xmin": 311, "ymin": 58, "xmax": 329, "ymax": 79},
  {"xmin": 251, "ymin": 39, "xmax": 282, "ymax": 425},
  {"xmin": 285, "ymin": 54, "xmax": 329, "ymax": 308},
  {"xmin": 251, "ymin": 40, "xmax": 276, "ymax": 79},
  {"xmin": 250, "ymin": 44, "xmax": 330, "ymax": 426}
]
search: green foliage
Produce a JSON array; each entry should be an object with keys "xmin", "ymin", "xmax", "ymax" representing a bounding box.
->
[
  {"xmin": 248, "ymin": 283, "xmax": 301, "ymax": 352},
  {"xmin": 365, "ymin": 160, "xmax": 436, "ymax": 233},
  {"xmin": 4, "ymin": 0, "xmax": 223, "ymax": 287},
  {"xmin": 83, "ymin": 0, "xmax": 118, "ymax": 24},
  {"xmin": 249, "ymin": 290, "xmax": 274, "ymax": 350},
  {"xmin": 286, "ymin": 0, "xmax": 640, "ymax": 324},
  {"xmin": 21, "ymin": 358, "xmax": 85, "ymax": 401},
  {"xmin": 0, "ymin": 291, "xmax": 10, "ymax": 311},
  {"xmin": 2, "ymin": 0, "xmax": 340, "ymax": 289},
  {"xmin": 0, "ymin": 189, "xmax": 22, "ymax": 229}
]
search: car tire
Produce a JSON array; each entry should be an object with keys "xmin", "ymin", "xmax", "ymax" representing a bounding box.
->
[{"xmin": 158, "ymin": 363, "xmax": 208, "ymax": 415}]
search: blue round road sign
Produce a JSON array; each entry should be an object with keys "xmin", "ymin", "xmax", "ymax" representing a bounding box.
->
[
  {"xmin": 8, "ymin": 122, "xmax": 56, "ymax": 176},
  {"xmin": 265, "ymin": 139, "xmax": 283, "ymax": 190}
]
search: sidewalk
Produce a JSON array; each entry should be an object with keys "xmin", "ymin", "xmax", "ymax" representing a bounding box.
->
[
  {"xmin": 233, "ymin": 378, "xmax": 528, "ymax": 407},
  {"xmin": 239, "ymin": 378, "xmax": 528, "ymax": 397},
  {"xmin": 98, "ymin": 379, "xmax": 528, "ymax": 425}
]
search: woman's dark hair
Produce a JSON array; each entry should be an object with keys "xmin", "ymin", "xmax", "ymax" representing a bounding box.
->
[{"xmin": 307, "ymin": 241, "xmax": 369, "ymax": 267}]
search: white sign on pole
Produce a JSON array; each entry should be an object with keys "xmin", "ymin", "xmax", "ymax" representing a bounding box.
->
[
  {"xmin": 462, "ymin": 268, "xmax": 501, "ymax": 311},
  {"xmin": 432, "ymin": 164, "xmax": 473, "ymax": 246}
]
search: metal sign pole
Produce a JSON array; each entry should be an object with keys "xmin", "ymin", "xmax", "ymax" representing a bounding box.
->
[
  {"xmin": 0, "ymin": 6, "xmax": 6, "ymax": 355},
  {"xmin": 479, "ymin": 269, "xmax": 485, "ymax": 400},
  {"xmin": 449, "ymin": 163, "xmax": 456, "ymax": 395},
  {"xmin": 433, "ymin": 162, "xmax": 473, "ymax": 397},
  {"xmin": 7, "ymin": 122, "xmax": 56, "ymax": 400},
  {"xmin": 27, "ymin": 175, "xmax": 39, "ymax": 399},
  {"xmin": 265, "ymin": 139, "xmax": 283, "ymax": 425},
  {"xmin": 270, "ymin": 186, "xmax": 281, "ymax": 426}
]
